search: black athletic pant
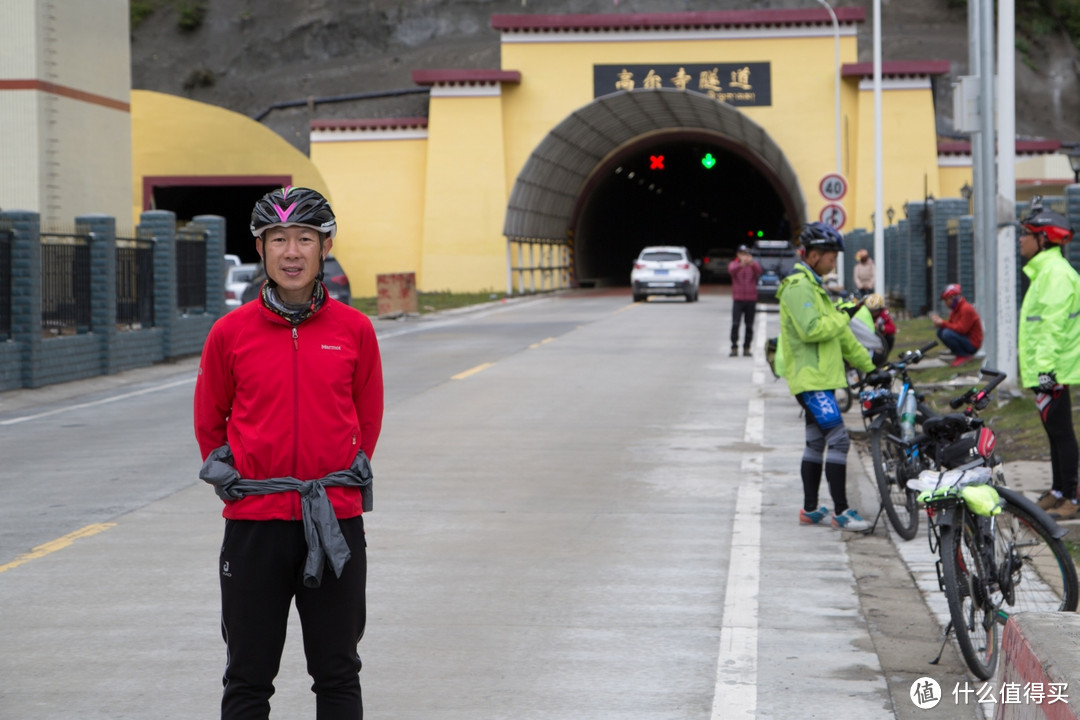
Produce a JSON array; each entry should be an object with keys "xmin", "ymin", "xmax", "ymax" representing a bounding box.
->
[
  {"xmin": 731, "ymin": 300, "xmax": 757, "ymax": 348},
  {"xmin": 1036, "ymin": 387, "xmax": 1079, "ymax": 499},
  {"xmin": 219, "ymin": 516, "xmax": 367, "ymax": 720}
]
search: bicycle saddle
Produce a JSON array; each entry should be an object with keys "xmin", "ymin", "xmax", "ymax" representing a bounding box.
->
[{"xmin": 922, "ymin": 413, "xmax": 972, "ymax": 440}]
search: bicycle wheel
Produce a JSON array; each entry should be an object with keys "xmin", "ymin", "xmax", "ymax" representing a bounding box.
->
[
  {"xmin": 992, "ymin": 497, "xmax": 1079, "ymax": 616},
  {"xmin": 939, "ymin": 509, "xmax": 999, "ymax": 680},
  {"xmin": 870, "ymin": 420, "xmax": 919, "ymax": 540}
]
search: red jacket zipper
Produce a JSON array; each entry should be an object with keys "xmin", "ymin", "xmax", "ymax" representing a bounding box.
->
[{"xmin": 292, "ymin": 325, "xmax": 299, "ymax": 519}]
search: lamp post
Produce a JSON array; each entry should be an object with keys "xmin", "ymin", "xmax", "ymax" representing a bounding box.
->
[
  {"xmin": 1064, "ymin": 147, "xmax": 1080, "ymax": 184},
  {"xmin": 960, "ymin": 182, "xmax": 972, "ymax": 213},
  {"xmin": 816, "ymin": 0, "xmax": 842, "ymax": 175},
  {"xmin": 886, "ymin": 206, "xmax": 895, "ymax": 225}
]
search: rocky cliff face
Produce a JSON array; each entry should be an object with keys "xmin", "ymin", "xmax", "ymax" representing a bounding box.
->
[{"xmin": 130, "ymin": 0, "xmax": 1080, "ymax": 154}]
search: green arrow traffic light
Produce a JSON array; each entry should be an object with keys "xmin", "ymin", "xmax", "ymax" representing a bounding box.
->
[{"xmin": 701, "ymin": 153, "xmax": 717, "ymax": 169}]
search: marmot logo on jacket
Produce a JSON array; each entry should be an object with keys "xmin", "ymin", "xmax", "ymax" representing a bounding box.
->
[{"xmin": 321, "ymin": 344, "xmax": 342, "ymax": 351}]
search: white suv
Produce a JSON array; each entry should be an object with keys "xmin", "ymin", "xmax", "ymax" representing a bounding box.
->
[{"xmin": 631, "ymin": 246, "xmax": 700, "ymax": 302}]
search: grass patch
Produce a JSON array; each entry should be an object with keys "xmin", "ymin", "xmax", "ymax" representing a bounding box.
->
[
  {"xmin": 175, "ymin": 0, "xmax": 206, "ymax": 32},
  {"xmin": 890, "ymin": 316, "xmax": 1052, "ymax": 462},
  {"xmin": 351, "ymin": 290, "xmax": 508, "ymax": 317},
  {"xmin": 131, "ymin": 0, "xmax": 157, "ymax": 29},
  {"xmin": 1065, "ymin": 538, "xmax": 1080, "ymax": 565}
]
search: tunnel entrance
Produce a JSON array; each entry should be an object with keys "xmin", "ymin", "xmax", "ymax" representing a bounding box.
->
[
  {"xmin": 573, "ymin": 133, "xmax": 790, "ymax": 286},
  {"xmin": 504, "ymin": 88, "xmax": 805, "ymax": 292},
  {"xmin": 145, "ymin": 176, "xmax": 290, "ymax": 263}
]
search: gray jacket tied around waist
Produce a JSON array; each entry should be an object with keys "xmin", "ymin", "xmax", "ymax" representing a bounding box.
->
[{"xmin": 199, "ymin": 444, "xmax": 374, "ymax": 588}]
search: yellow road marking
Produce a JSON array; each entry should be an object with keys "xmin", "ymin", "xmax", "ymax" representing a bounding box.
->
[
  {"xmin": 528, "ymin": 337, "xmax": 556, "ymax": 349},
  {"xmin": 0, "ymin": 522, "xmax": 117, "ymax": 574},
  {"xmin": 451, "ymin": 362, "xmax": 495, "ymax": 380},
  {"xmin": 613, "ymin": 303, "xmax": 639, "ymax": 314}
]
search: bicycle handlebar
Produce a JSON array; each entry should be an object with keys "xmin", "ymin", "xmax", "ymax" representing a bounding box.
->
[
  {"xmin": 896, "ymin": 341, "xmax": 939, "ymax": 366},
  {"xmin": 947, "ymin": 367, "xmax": 1008, "ymax": 410}
]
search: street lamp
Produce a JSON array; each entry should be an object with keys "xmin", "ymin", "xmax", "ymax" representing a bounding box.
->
[
  {"xmin": 960, "ymin": 182, "xmax": 973, "ymax": 213},
  {"xmin": 886, "ymin": 206, "xmax": 895, "ymax": 225},
  {"xmin": 816, "ymin": 0, "xmax": 842, "ymax": 175},
  {"xmin": 1065, "ymin": 147, "xmax": 1080, "ymax": 184}
]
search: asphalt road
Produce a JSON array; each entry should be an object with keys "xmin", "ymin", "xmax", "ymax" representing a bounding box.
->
[{"xmin": 0, "ymin": 288, "xmax": 987, "ymax": 719}]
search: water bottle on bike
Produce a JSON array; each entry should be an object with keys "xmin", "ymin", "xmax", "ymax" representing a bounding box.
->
[{"xmin": 899, "ymin": 389, "xmax": 917, "ymax": 442}]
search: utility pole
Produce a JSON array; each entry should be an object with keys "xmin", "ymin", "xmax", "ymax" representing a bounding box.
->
[
  {"xmin": 996, "ymin": 0, "xmax": 1018, "ymax": 387},
  {"xmin": 976, "ymin": 0, "xmax": 997, "ymax": 370},
  {"xmin": 872, "ymin": 0, "xmax": 885, "ymax": 294}
]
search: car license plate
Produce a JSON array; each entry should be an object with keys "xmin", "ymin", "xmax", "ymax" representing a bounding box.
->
[{"xmin": 655, "ymin": 269, "xmax": 669, "ymax": 275}]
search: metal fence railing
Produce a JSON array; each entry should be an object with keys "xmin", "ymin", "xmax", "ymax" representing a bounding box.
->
[
  {"xmin": 116, "ymin": 236, "xmax": 155, "ymax": 329},
  {"xmin": 40, "ymin": 232, "xmax": 91, "ymax": 335},
  {"xmin": 0, "ymin": 228, "xmax": 11, "ymax": 339},
  {"xmin": 176, "ymin": 224, "xmax": 207, "ymax": 313}
]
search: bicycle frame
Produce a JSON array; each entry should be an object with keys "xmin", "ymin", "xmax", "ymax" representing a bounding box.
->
[{"xmin": 868, "ymin": 368, "xmax": 931, "ymax": 473}]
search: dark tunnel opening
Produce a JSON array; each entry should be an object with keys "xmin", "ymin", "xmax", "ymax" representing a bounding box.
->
[
  {"xmin": 151, "ymin": 183, "xmax": 283, "ymax": 264},
  {"xmin": 573, "ymin": 136, "xmax": 792, "ymax": 286}
]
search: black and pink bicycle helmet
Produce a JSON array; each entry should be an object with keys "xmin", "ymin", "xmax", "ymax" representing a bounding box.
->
[{"xmin": 250, "ymin": 186, "xmax": 337, "ymax": 240}]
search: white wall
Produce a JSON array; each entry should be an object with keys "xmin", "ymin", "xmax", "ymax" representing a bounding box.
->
[{"xmin": 0, "ymin": 0, "xmax": 132, "ymax": 225}]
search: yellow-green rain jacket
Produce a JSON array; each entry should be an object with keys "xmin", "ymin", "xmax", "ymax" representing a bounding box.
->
[
  {"xmin": 776, "ymin": 263, "xmax": 875, "ymax": 394},
  {"xmin": 1019, "ymin": 247, "xmax": 1080, "ymax": 388}
]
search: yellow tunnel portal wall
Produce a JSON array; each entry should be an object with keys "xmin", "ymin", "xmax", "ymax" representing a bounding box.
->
[{"xmin": 312, "ymin": 126, "xmax": 429, "ymax": 299}]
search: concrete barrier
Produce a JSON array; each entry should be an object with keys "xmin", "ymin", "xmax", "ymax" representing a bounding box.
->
[
  {"xmin": 376, "ymin": 271, "xmax": 418, "ymax": 317},
  {"xmin": 994, "ymin": 613, "xmax": 1080, "ymax": 720}
]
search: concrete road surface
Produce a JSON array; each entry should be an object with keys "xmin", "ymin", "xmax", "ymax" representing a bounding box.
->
[{"xmin": 0, "ymin": 288, "xmax": 987, "ymax": 719}]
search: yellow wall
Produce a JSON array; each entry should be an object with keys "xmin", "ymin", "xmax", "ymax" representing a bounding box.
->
[
  {"xmin": 851, "ymin": 83, "xmax": 940, "ymax": 232},
  {"xmin": 131, "ymin": 90, "xmax": 329, "ymax": 226},
  {"xmin": 938, "ymin": 164, "xmax": 973, "ymax": 204},
  {"xmin": 312, "ymin": 134, "xmax": 428, "ymax": 298},
  {"xmin": 500, "ymin": 33, "xmax": 860, "ymax": 229},
  {"xmin": 420, "ymin": 92, "xmax": 509, "ymax": 292},
  {"xmin": 129, "ymin": 24, "xmax": 1074, "ymax": 299}
]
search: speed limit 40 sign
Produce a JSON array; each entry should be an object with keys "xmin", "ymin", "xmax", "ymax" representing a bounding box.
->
[
  {"xmin": 820, "ymin": 203, "xmax": 847, "ymax": 229},
  {"xmin": 819, "ymin": 174, "xmax": 848, "ymax": 202}
]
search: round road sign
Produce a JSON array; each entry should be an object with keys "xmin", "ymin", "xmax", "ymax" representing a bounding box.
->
[
  {"xmin": 819, "ymin": 174, "xmax": 848, "ymax": 202},
  {"xmin": 820, "ymin": 203, "xmax": 847, "ymax": 229}
]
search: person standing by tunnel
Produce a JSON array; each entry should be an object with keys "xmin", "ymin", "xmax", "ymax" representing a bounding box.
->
[
  {"xmin": 728, "ymin": 244, "xmax": 762, "ymax": 356},
  {"xmin": 776, "ymin": 222, "xmax": 876, "ymax": 531}
]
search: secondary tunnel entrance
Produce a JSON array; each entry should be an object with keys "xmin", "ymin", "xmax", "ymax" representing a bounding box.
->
[{"xmin": 504, "ymin": 88, "xmax": 806, "ymax": 289}]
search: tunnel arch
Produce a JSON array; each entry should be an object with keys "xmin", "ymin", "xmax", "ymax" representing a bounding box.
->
[{"xmin": 504, "ymin": 88, "xmax": 807, "ymax": 287}]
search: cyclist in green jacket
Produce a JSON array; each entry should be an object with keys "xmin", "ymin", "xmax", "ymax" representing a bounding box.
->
[
  {"xmin": 777, "ymin": 222, "xmax": 876, "ymax": 531},
  {"xmin": 1018, "ymin": 198, "xmax": 1080, "ymax": 519}
]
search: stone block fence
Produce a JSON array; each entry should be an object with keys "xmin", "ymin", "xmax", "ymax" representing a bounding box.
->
[
  {"xmin": 842, "ymin": 185, "xmax": 1080, "ymax": 317},
  {"xmin": 0, "ymin": 209, "xmax": 225, "ymax": 391}
]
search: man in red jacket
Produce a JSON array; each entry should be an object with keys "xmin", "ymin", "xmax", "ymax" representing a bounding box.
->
[
  {"xmin": 195, "ymin": 187, "xmax": 384, "ymax": 720},
  {"xmin": 930, "ymin": 283, "xmax": 983, "ymax": 367},
  {"xmin": 727, "ymin": 244, "xmax": 763, "ymax": 356}
]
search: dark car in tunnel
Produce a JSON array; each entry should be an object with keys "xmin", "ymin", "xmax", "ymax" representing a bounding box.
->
[
  {"xmin": 751, "ymin": 240, "xmax": 798, "ymax": 303},
  {"xmin": 701, "ymin": 248, "xmax": 735, "ymax": 283}
]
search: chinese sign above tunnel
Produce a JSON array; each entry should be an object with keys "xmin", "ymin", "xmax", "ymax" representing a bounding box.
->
[{"xmin": 594, "ymin": 63, "xmax": 771, "ymax": 106}]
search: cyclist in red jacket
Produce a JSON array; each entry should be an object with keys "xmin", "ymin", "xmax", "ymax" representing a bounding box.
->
[
  {"xmin": 930, "ymin": 284, "xmax": 983, "ymax": 367},
  {"xmin": 195, "ymin": 186, "xmax": 384, "ymax": 719}
]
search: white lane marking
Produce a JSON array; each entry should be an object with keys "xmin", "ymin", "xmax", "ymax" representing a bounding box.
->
[
  {"xmin": 0, "ymin": 377, "xmax": 194, "ymax": 426},
  {"xmin": 711, "ymin": 311, "xmax": 768, "ymax": 719}
]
